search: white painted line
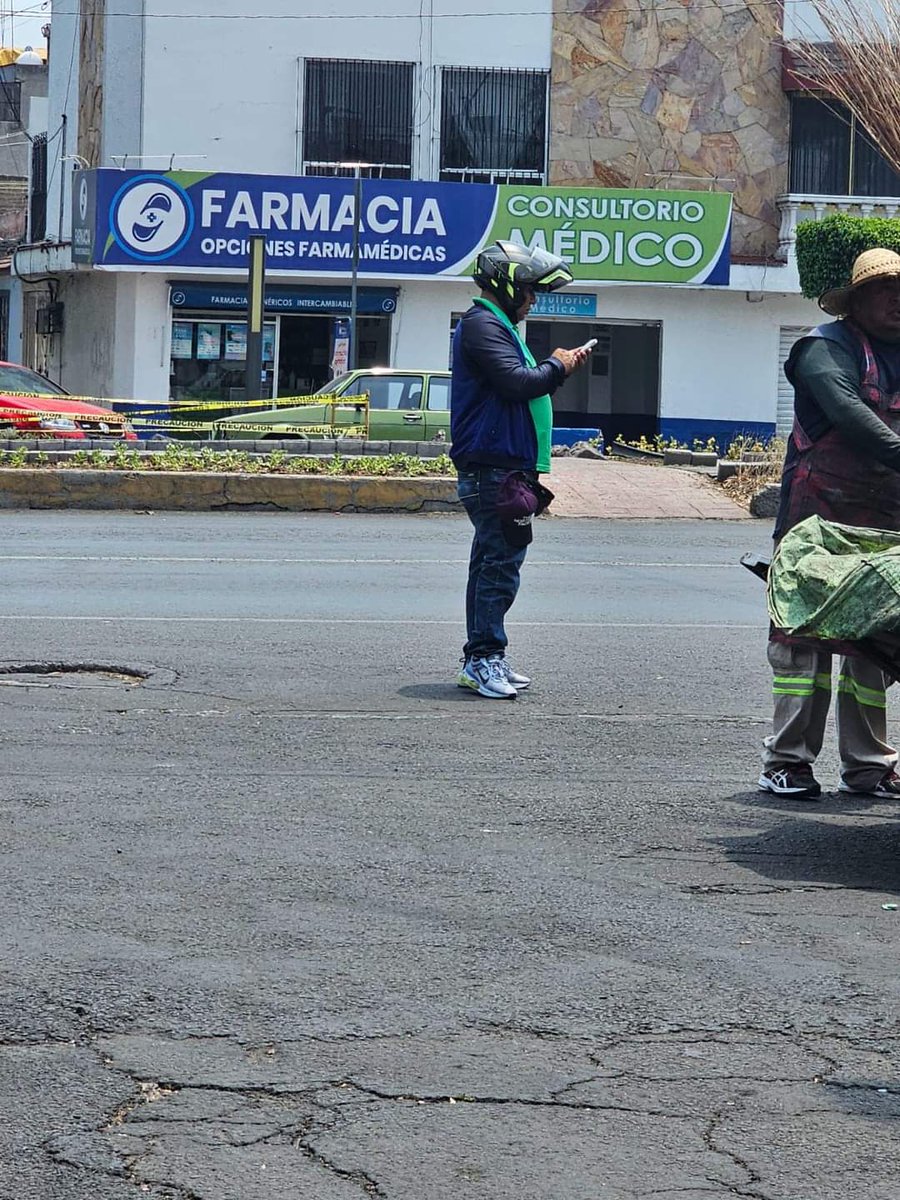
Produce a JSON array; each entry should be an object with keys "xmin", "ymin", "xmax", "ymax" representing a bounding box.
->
[
  {"xmin": 0, "ymin": 615, "xmax": 765, "ymax": 629},
  {"xmin": 0, "ymin": 554, "xmax": 742, "ymax": 568},
  {"xmin": 277, "ymin": 711, "xmax": 771, "ymax": 723}
]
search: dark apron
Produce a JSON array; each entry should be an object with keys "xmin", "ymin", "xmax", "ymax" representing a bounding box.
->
[{"xmin": 781, "ymin": 321, "xmax": 900, "ymax": 535}]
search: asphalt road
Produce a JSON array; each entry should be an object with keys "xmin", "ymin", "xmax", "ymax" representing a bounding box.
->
[{"xmin": 2, "ymin": 510, "xmax": 899, "ymax": 1200}]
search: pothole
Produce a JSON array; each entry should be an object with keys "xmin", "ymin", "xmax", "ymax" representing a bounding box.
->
[{"xmin": 0, "ymin": 662, "xmax": 177, "ymax": 688}]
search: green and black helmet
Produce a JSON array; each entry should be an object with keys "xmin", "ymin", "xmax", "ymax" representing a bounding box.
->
[{"xmin": 474, "ymin": 239, "xmax": 574, "ymax": 318}]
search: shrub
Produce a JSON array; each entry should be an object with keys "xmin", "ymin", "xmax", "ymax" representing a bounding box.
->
[
  {"xmin": 795, "ymin": 212, "xmax": 900, "ymax": 300},
  {"xmin": 0, "ymin": 446, "xmax": 455, "ymax": 477}
]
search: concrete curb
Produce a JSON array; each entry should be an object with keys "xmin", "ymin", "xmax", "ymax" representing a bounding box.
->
[
  {"xmin": 0, "ymin": 468, "xmax": 459, "ymax": 512},
  {"xmin": 662, "ymin": 449, "xmax": 719, "ymax": 467},
  {"xmin": 716, "ymin": 460, "xmax": 774, "ymax": 481}
]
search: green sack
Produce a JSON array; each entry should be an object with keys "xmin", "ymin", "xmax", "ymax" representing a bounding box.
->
[{"xmin": 768, "ymin": 515, "xmax": 900, "ymax": 640}]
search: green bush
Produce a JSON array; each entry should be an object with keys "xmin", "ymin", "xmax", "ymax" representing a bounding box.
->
[
  {"xmin": 795, "ymin": 212, "xmax": 900, "ymax": 299},
  {"xmin": 0, "ymin": 445, "xmax": 455, "ymax": 477}
]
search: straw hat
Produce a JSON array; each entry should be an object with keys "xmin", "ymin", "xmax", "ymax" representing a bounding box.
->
[{"xmin": 819, "ymin": 248, "xmax": 900, "ymax": 316}]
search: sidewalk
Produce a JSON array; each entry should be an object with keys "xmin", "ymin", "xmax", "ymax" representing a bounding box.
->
[
  {"xmin": 548, "ymin": 456, "xmax": 749, "ymax": 519},
  {"xmin": 0, "ymin": 454, "xmax": 752, "ymax": 517}
]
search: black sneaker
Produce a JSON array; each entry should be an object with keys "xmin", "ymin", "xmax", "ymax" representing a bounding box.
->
[
  {"xmin": 839, "ymin": 770, "xmax": 900, "ymax": 799},
  {"xmin": 758, "ymin": 765, "xmax": 822, "ymax": 800}
]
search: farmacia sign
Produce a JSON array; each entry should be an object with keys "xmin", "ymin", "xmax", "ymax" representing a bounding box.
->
[{"xmin": 73, "ymin": 170, "xmax": 731, "ymax": 285}]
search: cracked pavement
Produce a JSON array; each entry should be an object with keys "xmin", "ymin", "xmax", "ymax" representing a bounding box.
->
[{"xmin": 1, "ymin": 512, "xmax": 899, "ymax": 1199}]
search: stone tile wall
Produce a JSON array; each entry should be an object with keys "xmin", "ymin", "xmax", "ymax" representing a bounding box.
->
[{"xmin": 551, "ymin": 0, "xmax": 789, "ymax": 259}]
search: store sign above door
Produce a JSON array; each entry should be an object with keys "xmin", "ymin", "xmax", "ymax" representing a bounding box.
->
[
  {"xmin": 168, "ymin": 284, "xmax": 398, "ymax": 315},
  {"xmin": 530, "ymin": 292, "xmax": 597, "ymax": 317},
  {"xmin": 73, "ymin": 170, "xmax": 732, "ymax": 285}
]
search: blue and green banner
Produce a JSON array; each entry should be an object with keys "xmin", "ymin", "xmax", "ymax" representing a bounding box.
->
[
  {"xmin": 491, "ymin": 185, "xmax": 731, "ymax": 285},
  {"xmin": 73, "ymin": 170, "xmax": 731, "ymax": 286}
]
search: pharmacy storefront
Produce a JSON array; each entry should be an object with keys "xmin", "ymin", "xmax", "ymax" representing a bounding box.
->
[
  {"xmin": 63, "ymin": 167, "xmax": 817, "ymax": 442},
  {"xmin": 166, "ymin": 284, "xmax": 397, "ymax": 403}
]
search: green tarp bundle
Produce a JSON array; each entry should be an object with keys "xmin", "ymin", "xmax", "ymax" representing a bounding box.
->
[{"xmin": 768, "ymin": 515, "xmax": 900, "ymax": 640}]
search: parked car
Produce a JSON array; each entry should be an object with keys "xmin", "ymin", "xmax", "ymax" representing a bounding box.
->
[
  {"xmin": 214, "ymin": 368, "xmax": 451, "ymax": 441},
  {"xmin": 0, "ymin": 363, "xmax": 137, "ymax": 440}
]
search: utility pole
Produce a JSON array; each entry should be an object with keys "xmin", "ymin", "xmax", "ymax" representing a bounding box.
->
[
  {"xmin": 244, "ymin": 236, "xmax": 266, "ymax": 403},
  {"xmin": 349, "ymin": 163, "xmax": 362, "ymax": 371}
]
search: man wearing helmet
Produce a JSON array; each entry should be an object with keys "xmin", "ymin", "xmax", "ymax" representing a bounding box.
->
[{"xmin": 452, "ymin": 239, "xmax": 591, "ymax": 699}]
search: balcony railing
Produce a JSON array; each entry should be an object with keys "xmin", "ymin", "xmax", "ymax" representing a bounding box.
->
[
  {"xmin": 439, "ymin": 167, "xmax": 544, "ymax": 186},
  {"xmin": 777, "ymin": 193, "xmax": 900, "ymax": 260},
  {"xmin": 302, "ymin": 161, "xmax": 411, "ymax": 180}
]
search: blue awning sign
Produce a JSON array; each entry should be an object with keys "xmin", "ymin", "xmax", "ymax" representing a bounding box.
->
[{"xmin": 168, "ymin": 284, "xmax": 398, "ymax": 316}]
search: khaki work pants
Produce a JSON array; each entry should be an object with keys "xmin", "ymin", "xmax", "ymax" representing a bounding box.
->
[{"xmin": 764, "ymin": 639, "xmax": 897, "ymax": 790}]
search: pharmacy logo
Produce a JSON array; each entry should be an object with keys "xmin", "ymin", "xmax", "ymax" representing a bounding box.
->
[{"xmin": 109, "ymin": 175, "xmax": 194, "ymax": 262}]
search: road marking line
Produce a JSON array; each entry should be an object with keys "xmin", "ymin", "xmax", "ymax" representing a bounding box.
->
[
  {"xmin": 0, "ymin": 555, "xmax": 742, "ymax": 568},
  {"xmin": 0, "ymin": 615, "xmax": 765, "ymax": 629}
]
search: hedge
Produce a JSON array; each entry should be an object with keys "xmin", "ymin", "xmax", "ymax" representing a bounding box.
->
[{"xmin": 795, "ymin": 212, "xmax": 900, "ymax": 299}]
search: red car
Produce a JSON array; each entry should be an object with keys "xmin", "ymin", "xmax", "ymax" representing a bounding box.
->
[{"xmin": 0, "ymin": 362, "xmax": 136, "ymax": 440}]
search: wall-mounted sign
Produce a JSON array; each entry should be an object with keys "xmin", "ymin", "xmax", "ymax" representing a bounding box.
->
[
  {"xmin": 168, "ymin": 283, "xmax": 398, "ymax": 315},
  {"xmin": 74, "ymin": 170, "xmax": 732, "ymax": 285},
  {"xmin": 331, "ymin": 318, "xmax": 351, "ymax": 377},
  {"xmin": 530, "ymin": 292, "xmax": 598, "ymax": 318}
]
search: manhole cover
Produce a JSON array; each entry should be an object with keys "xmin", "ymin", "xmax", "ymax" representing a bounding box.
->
[{"xmin": 0, "ymin": 662, "xmax": 176, "ymax": 688}]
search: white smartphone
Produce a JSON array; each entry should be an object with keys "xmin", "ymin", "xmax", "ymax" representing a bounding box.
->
[{"xmin": 578, "ymin": 338, "xmax": 598, "ymax": 352}]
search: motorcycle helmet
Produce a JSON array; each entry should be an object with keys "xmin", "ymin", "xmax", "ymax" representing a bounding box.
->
[{"xmin": 473, "ymin": 239, "xmax": 574, "ymax": 319}]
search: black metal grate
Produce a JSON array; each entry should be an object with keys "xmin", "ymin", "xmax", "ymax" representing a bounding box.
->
[
  {"xmin": 30, "ymin": 132, "xmax": 47, "ymax": 240},
  {"xmin": 304, "ymin": 58, "xmax": 414, "ymax": 179},
  {"xmin": 440, "ymin": 67, "xmax": 547, "ymax": 185}
]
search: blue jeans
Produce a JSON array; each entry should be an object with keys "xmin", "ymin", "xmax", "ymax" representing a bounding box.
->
[{"xmin": 457, "ymin": 467, "xmax": 529, "ymax": 659}]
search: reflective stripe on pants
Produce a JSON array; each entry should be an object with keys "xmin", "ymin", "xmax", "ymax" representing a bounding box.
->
[{"xmin": 764, "ymin": 639, "xmax": 896, "ymax": 790}]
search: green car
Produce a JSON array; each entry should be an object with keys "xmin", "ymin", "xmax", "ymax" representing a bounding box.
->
[{"xmin": 214, "ymin": 368, "xmax": 451, "ymax": 442}]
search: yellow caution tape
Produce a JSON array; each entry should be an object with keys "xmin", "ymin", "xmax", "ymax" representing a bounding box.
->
[
  {"xmin": 127, "ymin": 418, "xmax": 218, "ymax": 431},
  {"xmin": 123, "ymin": 394, "xmax": 370, "ymax": 415},
  {"xmin": 0, "ymin": 407, "xmax": 130, "ymax": 425},
  {"xmin": 0, "ymin": 391, "xmax": 369, "ymax": 414},
  {"xmin": 0, "ymin": 396, "xmax": 371, "ymax": 439},
  {"xmin": 0, "ymin": 408, "xmax": 373, "ymax": 440},
  {"xmin": 215, "ymin": 423, "xmax": 369, "ymax": 437},
  {"xmin": 0, "ymin": 391, "xmax": 79, "ymax": 399}
]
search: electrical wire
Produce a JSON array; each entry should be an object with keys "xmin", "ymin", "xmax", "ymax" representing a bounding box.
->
[{"xmin": 9, "ymin": 2, "xmax": 809, "ymax": 18}]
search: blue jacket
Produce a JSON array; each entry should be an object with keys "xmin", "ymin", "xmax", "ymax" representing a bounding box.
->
[{"xmin": 450, "ymin": 301, "xmax": 566, "ymax": 470}]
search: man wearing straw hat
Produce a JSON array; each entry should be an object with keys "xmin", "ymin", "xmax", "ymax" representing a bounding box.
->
[{"xmin": 760, "ymin": 248, "xmax": 900, "ymax": 800}]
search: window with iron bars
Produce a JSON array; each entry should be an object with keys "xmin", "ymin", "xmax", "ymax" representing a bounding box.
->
[
  {"xmin": 30, "ymin": 133, "xmax": 47, "ymax": 241},
  {"xmin": 440, "ymin": 67, "xmax": 547, "ymax": 186},
  {"xmin": 303, "ymin": 58, "xmax": 414, "ymax": 180},
  {"xmin": 789, "ymin": 94, "xmax": 900, "ymax": 197},
  {"xmin": 0, "ymin": 79, "xmax": 21, "ymax": 124}
]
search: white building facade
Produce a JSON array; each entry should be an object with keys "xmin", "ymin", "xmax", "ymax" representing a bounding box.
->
[{"xmin": 18, "ymin": 0, "xmax": 892, "ymax": 447}]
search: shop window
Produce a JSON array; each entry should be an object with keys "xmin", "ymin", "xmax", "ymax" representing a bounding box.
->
[
  {"xmin": 169, "ymin": 318, "xmax": 277, "ymax": 403},
  {"xmin": 303, "ymin": 58, "xmax": 414, "ymax": 179},
  {"xmin": 789, "ymin": 94, "xmax": 900, "ymax": 197},
  {"xmin": 440, "ymin": 67, "xmax": 547, "ymax": 185}
]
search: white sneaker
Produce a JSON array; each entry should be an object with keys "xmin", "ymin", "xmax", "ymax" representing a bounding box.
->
[
  {"xmin": 457, "ymin": 654, "xmax": 517, "ymax": 699},
  {"xmin": 758, "ymin": 765, "xmax": 821, "ymax": 799},
  {"xmin": 501, "ymin": 659, "xmax": 531, "ymax": 690}
]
